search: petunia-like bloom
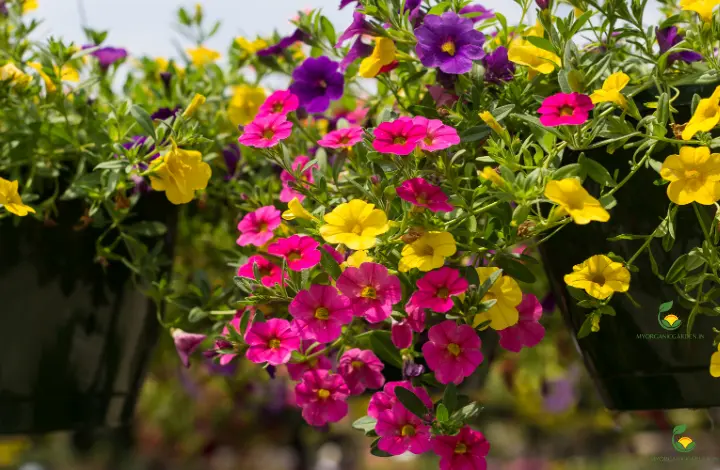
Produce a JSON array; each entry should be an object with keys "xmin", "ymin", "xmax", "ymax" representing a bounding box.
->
[
  {"xmin": 0, "ymin": 177, "xmax": 35, "ymax": 216},
  {"xmin": 339, "ymin": 0, "xmax": 359, "ymax": 8},
  {"xmin": 368, "ymin": 381, "xmax": 433, "ymax": 419},
  {"xmin": 399, "ymin": 231, "xmax": 457, "ymax": 272},
  {"xmin": 237, "ymin": 255, "xmax": 286, "ymax": 287},
  {"xmin": 236, "ymin": 206, "xmax": 282, "ymax": 247},
  {"xmin": 257, "ymin": 29, "xmax": 308, "ymax": 56},
  {"xmin": 508, "ymin": 40, "xmax": 561, "ymax": 75},
  {"xmin": 564, "ymin": 254, "xmax": 631, "ymax": 300},
  {"xmin": 359, "ymin": 38, "xmax": 397, "ymax": 78},
  {"xmin": 590, "ymin": 72, "xmax": 629, "ymax": 108},
  {"xmin": 412, "ymin": 116, "xmax": 461, "ymax": 151},
  {"xmin": 268, "ymin": 235, "xmax": 322, "ymax": 271},
  {"xmin": 343, "ymin": 250, "xmax": 373, "ymax": 270},
  {"xmin": 238, "ymin": 113, "xmax": 293, "ymax": 148},
  {"xmin": 338, "ymin": 348, "xmax": 385, "ymax": 395},
  {"xmin": 282, "ymin": 197, "xmax": 318, "ymax": 222},
  {"xmin": 186, "ymin": 45, "xmax": 221, "ymax": 66},
  {"xmin": 372, "ymin": 118, "xmax": 426, "ymax": 155},
  {"xmin": 340, "ymin": 38, "xmax": 374, "ymax": 72},
  {"xmin": 498, "ymin": 294, "xmax": 546, "ymax": 352},
  {"xmin": 422, "ymin": 320, "xmax": 483, "ymax": 385},
  {"xmin": 482, "ymin": 46, "xmax": 515, "ymax": 84},
  {"xmin": 324, "ymin": 244, "xmax": 345, "ymax": 265},
  {"xmin": 295, "ymin": 369, "xmax": 350, "ymax": 426},
  {"xmin": 544, "ymin": 178, "xmax": 610, "ymax": 224},
  {"xmin": 376, "ymin": 403, "xmax": 433, "ymax": 455},
  {"xmin": 245, "ymin": 318, "xmax": 300, "ymax": 366},
  {"xmin": 405, "ymin": 299, "xmax": 427, "ymax": 332},
  {"xmin": 171, "ymin": 329, "xmax": 206, "ymax": 368},
  {"xmin": 320, "ymin": 199, "xmax": 390, "ymax": 250},
  {"xmin": 89, "ymin": 46, "xmax": 128, "ymax": 69},
  {"xmin": 0, "ymin": 62, "xmax": 32, "ymax": 87},
  {"xmin": 336, "ymin": 10, "xmax": 374, "ymax": 47},
  {"xmin": 656, "ymin": 27, "xmax": 703, "ymax": 65},
  {"xmin": 682, "ymin": 85, "xmax": 720, "ymax": 141},
  {"xmin": 433, "ymin": 426, "xmax": 490, "ymax": 470},
  {"xmin": 287, "ymin": 340, "xmax": 333, "ymax": 380},
  {"xmin": 660, "ymin": 146, "xmax": 720, "ymax": 205},
  {"xmin": 336, "ymin": 262, "xmax": 402, "ymax": 323},
  {"xmin": 681, "ymin": 0, "xmax": 720, "ymax": 22},
  {"xmin": 409, "ymin": 267, "xmax": 468, "ymax": 313},
  {"xmin": 257, "ymin": 89, "xmax": 299, "ymax": 118},
  {"xmin": 414, "ymin": 12, "xmax": 486, "ymax": 75},
  {"xmin": 396, "ymin": 177, "xmax": 454, "ymax": 212},
  {"xmin": 289, "ymin": 284, "xmax": 353, "ymax": 342},
  {"xmin": 459, "ymin": 4, "xmax": 494, "ymax": 22},
  {"xmin": 392, "ymin": 321, "xmax": 414, "ymax": 349},
  {"xmin": 280, "ymin": 155, "xmax": 317, "ymax": 203},
  {"xmin": 473, "ymin": 267, "xmax": 522, "ymax": 330},
  {"xmin": 710, "ymin": 344, "xmax": 720, "ymax": 377},
  {"xmin": 228, "ymin": 85, "xmax": 267, "ymax": 126},
  {"xmin": 289, "ymin": 56, "xmax": 345, "ymax": 113},
  {"xmin": 317, "ymin": 126, "xmax": 364, "ymax": 149},
  {"xmin": 480, "ymin": 166, "xmax": 505, "ymax": 187},
  {"xmin": 149, "ymin": 143, "xmax": 211, "ymax": 205},
  {"xmin": 538, "ymin": 92, "xmax": 594, "ymax": 127}
]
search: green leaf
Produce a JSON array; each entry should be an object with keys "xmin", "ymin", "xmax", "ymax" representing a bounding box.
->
[
  {"xmin": 352, "ymin": 416, "xmax": 377, "ymax": 434},
  {"xmin": 451, "ymin": 403, "xmax": 482, "ymax": 421},
  {"xmin": 427, "ymin": 1, "xmax": 451, "ymax": 15},
  {"xmin": 94, "ymin": 160, "xmax": 128, "ymax": 170},
  {"xmin": 673, "ymin": 424, "xmax": 687, "ymax": 435},
  {"xmin": 369, "ymin": 331, "xmax": 403, "ymax": 368},
  {"xmin": 395, "ymin": 386, "xmax": 429, "ymax": 420},
  {"xmin": 443, "ymin": 384, "xmax": 458, "ymax": 413},
  {"xmin": 188, "ymin": 307, "xmax": 207, "ymax": 323},
  {"xmin": 130, "ymin": 105, "xmax": 157, "ymax": 141},
  {"xmin": 477, "ymin": 269, "xmax": 503, "ymax": 298},
  {"xmin": 553, "ymin": 164, "xmax": 583, "ymax": 180},
  {"xmin": 464, "ymin": 266, "xmax": 480, "ymax": 286},
  {"xmin": 599, "ymin": 194, "xmax": 617, "ymax": 210},
  {"xmin": 320, "ymin": 17, "xmax": 337, "ymax": 46},
  {"xmin": 659, "ymin": 301, "xmax": 673, "ymax": 313},
  {"xmin": 578, "ymin": 154, "xmax": 616, "ymax": 187},
  {"xmin": 126, "ymin": 221, "xmax": 167, "ymax": 237},
  {"xmin": 436, "ymin": 403, "xmax": 449, "ymax": 422},
  {"xmin": 665, "ymin": 254, "xmax": 688, "ymax": 284},
  {"xmin": 577, "ymin": 315, "xmax": 594, "ymax": 338},
  {"xmin": 370, "ymin": 438, "xmax": 392, "ymax": 458},
  {"xmin": 495, "ymin": 255, "xmax": 535, "ymax": 284},
  {"xmin": 526, "ymin": 36, "xmax": 557, "ymax": 54},
  {"xmin": 320, "ymin": 248, "xmax": 342, "ymax": 280}
]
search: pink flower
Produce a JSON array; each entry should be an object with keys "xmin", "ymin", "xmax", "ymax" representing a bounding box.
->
[
  {"xmin": 338, "ymin": 348, "xmax": 385, "ymax": 395},
  {"xmin": 238, "ymin": 113, "xmax": 293, "ymax": 148},
  {"xmin": 172, "ymin": 329, "xmax": 206, "ymax": 368},
  {"xmin": 409, "ymin": 267, "xmax": 468, "ymax": 313},
  {"xmin": 392, "ymin": 321, "xmax": 413, "ymax": 349},
  {"xmin": 396, "ymin": 177, "xmax": 454, "ymax": 212},
  {"xmin": 368, "ymin": 381, "xmax": 433, "ymax": 419},
  {"xmin": 422, "ymin": 320, "xmax": 483, "ymax": 385},
  {"xmin": 433, "ymin": 426, "xmax": 490, "ymax": 470},
  {"xmin": 427, "ymin": 85, "xmax": 459, "ymax": 108},
  {"xmin": 538, "ymin": 92, "xmax": 594, "ymax": 127},
  {"xmin": 267, "ymin": 235, "xmax": 322, "ymax": 271},
  {"xmin": 257, "ymin": 89, "xmax": 299, "ymax": 118},
  {"xmin": 372, "ymin": 118, "xmax": 426, "ymax": 155},
  {"xmin": 323, "ymin": 244, "xmax": 345, "ymax": 264},
  {"xmin": 412, "ymin": 116, "xmax": 460, "ymax": 151},
  {"xmin": 405, "ymin": 299, "xmax": 427, "ymax": 333},
  {"xmin": 245, "ymin": 318, "xmax": 300, "ymax": 365},
  {"xmin": 317, "ymin": 127, "xmax": 364, "ymax": 149},
  {"xmin": 498, "ymin": 294, "xmax": 545, "ymax": 352},
  {"xmin": 206, "ymin": 311, "xmax": 246, "ymax": 366},
  {"xmin": 336, "ymin": 262, "xmax": 402, "ymax": 323},
  {"xmin": 236, "ymin": 206, "xmax": 281, "ymax": 247},
  {"xmin": 237, "ymin": 255, "xmax": 286, "ymax": 287},
  {"xmin": 376, "ymin": 403, "xmax": 433, "ymax": 455},
  {"xmin": 287, "ymin": 340, "xmax": 334, "ymax": 380},
  {"xmin": 280, "ymin": 155, "xmax": 317, "ymax": 203},
  {"xmin": 295, "ymin": 369, "xmax": 349, "ymax": 426},
  {"xmin": 289, "ymin": 284, "xmax": 353, "ymax": 343}
]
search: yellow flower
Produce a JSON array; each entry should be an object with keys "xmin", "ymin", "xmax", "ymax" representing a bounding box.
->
[
  {"xmin": 479, "ymin": 111, "xmax": 506, "ymax": 135},
  {"xmin": 398, "ymin": 231, "xmax": 456, "ymax": 272},
  {"xmin": 508, "ymin": 40, "xmax": 561, "ymax": 75},
  {"xmin": 22, "ymin": 0, "xmax": 38, "ymax": 12},
  {"xmin": 525, "ymin": 21, "xmax": 544, "ymax": 38},
  {"xmin": 544, "ymin": 178, "xmax": 610, "ymax": 225},
  {"xmin": 227, "ymin": 85, "xmax": 266, "ymax": 126},
  {"xmin": 681, "ymin": 0, "xmax": 720, "ymax": 21},
  {"xmin": 28, "ymin": 62, "xmax": 80, "ymax": 92},
  {"xmin": 235, "ymin": 37, "xmax": 268, "ymax": 54},
  {"xmin": 0, "ymin": 177, "xmax": 35, "ymax": 217},
  {"xmin": 344, "ymin": 250, "xmax": 373, "ymax": 269},
  {"xmin": 320, "ymin": 199, "xmax": 389, "ymax": 250},
  {"xmin": 282, "ymin": 197, "xmax": 317, "ymax": 221},
  {"xmin": 359, "ymin": 38, "xmax": 396, "ymax": 78},
  {"xmin": 564, "ymin": 254, "xmax": 630, "ymax": 300},
  {"xmin": 682, "ymin": 85, "xmax": 720, "ymax": 141},
  {"xmin": 186, "ymin": 46, "xmax": 221, "ymax": 66},
  {"xmin": 0, "ymin": 437, "xmax": 30, "ymax": 467},
  {"xmin": 473, "ymin": 267, "xmax": 522, "ymax": 330},
  {"xmin": 480, "ymin": 166, "xmax": 505, "ymax": 186},
  {"xmin": 156, "ymin": 57, "xmax": 185, "ymax": 77},
  {"xmin": 0, "ymin": 63, "xmax": 32, "ymax": 87},
  {"xmin": 182, "ymin": 93, "xmax": 206, "ymax": 118},
  {"xmin": 149, "ymin": 142, "xmax": 212, "ymax": 205},
  {"xmin": 660, "ymin": 146, "xmax": 720, "ymax": 205},
  {"xmin": 590, "ymin": 72, "xmax": 629, "ymax": 108},
  {"xmin": 711, "ymin": 345, "xmax": 720, "ymax": 377}
]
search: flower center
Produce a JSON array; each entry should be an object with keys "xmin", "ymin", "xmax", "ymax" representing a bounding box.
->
[
  {"xmin": 317, "ymin": 388, "xmax": 330, "ymax": 399},
  {"xmin": 361, "ymin": 286, "xmax": 377, "ymax": 299},
  {"xmin": 424, "ymin": 136, "xmax": 434, "ymax": 146},
  {"xmin": 262, "ymin": 129, "xmax": 275, "ymax": 139},
  {"xmin": 441, "ymin": 39, "xmax": 456, "ymax": 56},
  {"xmin": 351, "ymin": 360, "xmax": 365, "ymax": 369},
  {"xmin": 268, "ymin": 338, "xmax": 281, "ymax": 349},
  {"xmin": 258, "ymin": 222, "xmax": 268, "ymax": 232},
  {"xmin": 705, "ymin": 106, "xmax": 718, "ymax": 119},
  {"xmin": 287, "ymin": 251, "xmax": 302, "ymax": 262},
  {"xmin": 272, "ymin": 102, "xmax": 284, "ymax": 113},
  {"xmin": 393, "ymin": 136, "xmax": 407, "ymax": 145},
  {"xmin": 455, "ymin": 443, "xmax": 468, "ymax": 454},
  {"xmin": 416, "ymin": 193, "xmax": 428, "ymax": 205},
  {"xmin": 447, "ymin": 343, "xmax": 461, "ymax": 356},
  {"xmin": 259, "ymin": 266, "xmax": 273, "ymax": 277},
  {"xmin": 317, "ymin": 79, "xmax": 327, "ymax": 89},
  {"xmin": 590, "ymin": 274, "xmax": 606, "ymax": 286},
  {"xmin": 400, "ymin": 424, "xmax": 416, "ymax": 437},
  {"xmin": 559, "ymin": 105, "xmax": 574, "ymax": 116},
  {"xmin": 351, "ymin": 223, "xmax": 364, "ymax": 235},
  {"xmin": 419, "ymin": 244, "xmax": 435, "ymax": 256},
  {"xmin": 484, "ymin": 291, "xmax": 497, "ymax": 301},
  {"xmin": 436, "ymin": 287, "xmax": 450, "ymax": 299},
  {"xmin": 315, "ymin": 307, "xmax": 330, "ymax": 320},
  {"xmin": 684, "ymin": 169, "xmax": 701, "ymax": 180}
]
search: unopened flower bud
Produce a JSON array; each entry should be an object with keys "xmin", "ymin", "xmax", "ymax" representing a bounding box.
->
[
  {"xmin": 392, "ymin": 321, "xmax": 413, "ymax": 349},
  {"xmin": 182, "ymin": 93, "xmax": 206, "ymax": 118},
  {"xmin": 535, "ymin": 0, "xmax": 550, "ymax": 10},
  {"xmin": 517, "ymin": 220, "xmax": 536, "ymax": 238}
]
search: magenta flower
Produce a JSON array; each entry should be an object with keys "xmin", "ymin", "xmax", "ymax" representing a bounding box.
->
[
  {"xmin": 459, "ymin": 4, "xmax": 494, "ymax": 23},
  {"xmin": 412, "ymin": 116, "xmax": 460, "ymax": 151},
  {"xmin": 205, "ymin": 311, "xmax": 245, "ymax": 366},
  {"xmin": 372, "ymin": 118, "xmax": 426, "ymax": 155},
  {"xmin": 257, "ymin": 89, "xmax": 299, "ymax": 118},
  {"xmin": 323, "ymin": 244, "xmax": 345, "ymax": 264},
  {"xmin": 267, "ymin": 235, "xmax": 322, "ymax": 271},
  {"xmin": 280, "ymin": 155, "xmax": 317, "ymax": 203},
  {"xmin": 287, "ymin": 340, "xmax": 333, "ymax": 380},
  {"xmin": 414, "ymin": 12, "xmax": 485, "ymax": 75},
  {"xmin": 289, "ymin": 284, "xmax": 353, "ymax": 342},
  {"xmin": 368, "ymin": 381, "xmax": 433, "ymax": 419},
  {"xmin": 433, "ymin": 426, "xmax": 490, "ymax": 470},
  {"xmin": 289, "ymin": 56, "xmax": 345, "ymax": 113},
  {"xmin": 422, "ymin": 320, "xmax": 483, "ymax": 385},
  {"xmin": 498, "ymin": 294, "xmax": 545, "ymax": 352},
  {"xmin": 396, "ymin": 177, "xmax": 454, "ymax": 213},
  {"xmin": 405, "ymin": 298, "xmax": 427, "ymax": 333},
  {"xmin": 172, "ymin": 329, "xmax": 206, "ymax": 368},
  {"xmin": 237, "ymin": 255, "xmax": 286, "ymax": 287},
  {"xmin": 336, "ymin": 262, "xmax": 402, "ymax": 323},
  {"xmin": 538, "ymin": 92, "xmax": 594, "ymax": 127},
  {"xmin": 338, "ymin": 348, "xmax": 385, "ymax": 395},
  {"xmin": 409, "ymin": 267, "xmax": 468, "ymax": 313},
  {"xmin": 376, "ymin": 403, "xmax": 433, "ymax": 455},
  {"xmin": 317, "ymin": 127, "xmax": 364, "ymax": 149},
  {"xmin": 236, "ymin": 206, "xmax": 281, "ymax": 247},
  {"xmin": 245, "ymin": 318, "xmax": 300, "ymax": 365},
  {"xmin": 392, "ymin": 321, "xmax": 413, "ymax": 349},
  {"xmin": 238, "ymin": 113, "xmax": 293, "ymax": 148},
  {"xmin": 295, "ymin": 369, "xmax": 350, "ymax": 426}
]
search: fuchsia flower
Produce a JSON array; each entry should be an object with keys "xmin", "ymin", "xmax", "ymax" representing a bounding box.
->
[
  {"xmin": 245, "ymin": 318, "xmax": 300, "ymax": 365},
  {"xmin": 237, "ymin": 255, "xmax": 286, "ymax": 287},
  {"xmin": 295, "ymin": 369, "xmax": 350, "ymax": 426},
  {"xmin": 372, "ymin": 118, "xmax": 426, "ymax": 155},
  {"xmin": 323, "ymin": 244, "xmax": 345, "ymax": 264},
  {"xmin": 498, "ymin": 294, "xmax": 546, "ymax": 352},
  {"xmin": 405, "ymin": 298, "xmax": 427, "ymax": 333},
  {"xmin": 538, "ymin": 92, "xmax": 594, "ymax": 127},
  {"xmin": 412, "ymin": 116, "xmax": 461, "ymax": 151},
  {"xmin": 368, "ymin": 381, "xmax": 433, "ymax": 419},
  {"xmin": 289, "ymin": 284, "xmax": 353, "ymax": 342},
  {"xmin": 280, "ymin": 155, "xmax": 317, "ymax": 203},
  {"xmin": 376, "ymin": 403, "xmax": 433, "ymax": 455},
  {"xmin": 392, "ymin": 321, "xmax": 413, "ymax": 349},
  {"xmin": 238, "ymin": 113, "xmax": 293, "ymax": 148},
  {"xmin": 205, "ymin": 311, "xmax": 246, "ymax": 366},
  {"xmin": 433, "ymin": 426, "xmax": 490, "ymax": 470},
  {"xmin": 336, "ymin": 262, "xmax": 402, "ymax": 323},
  {"xmin": 236, "ymin": 206, "xmax": 282, "ymax": 247},
  {"xmin": 267, "ymin": 235, "xmax": 322, "ymax": 271},
  {"xmin": 422, "ymin": 320, "xmax": 483, "ymax": 385},
  {"xmin": 338, "ymin": 349, "xmax": 385, "ymax": 395},
  {"xmin": 409, "ymin": 267, "xmax": 468, "ymax": 313},
  {"xmin": 287, "ymin": 340, "xmax": 333, "ymax": 380},
  {"xmin": 257, "ymin": 89, "xmax": 299, "ymax": 118},
  {"xmin": 396, "ymin": 177, "xmax": 454, "ymax": 212},
  {"xmin": 172, "ymin": 329, "xmax": 206, "ymax": 368},
  {"xmin": 317, "ymin": 127, "xmax": 364, "ymax": 149}
]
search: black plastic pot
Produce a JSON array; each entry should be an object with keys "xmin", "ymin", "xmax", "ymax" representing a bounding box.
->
[{"xmin": 0, "ymin": 193, "xmax": 177, "ymax": 433}]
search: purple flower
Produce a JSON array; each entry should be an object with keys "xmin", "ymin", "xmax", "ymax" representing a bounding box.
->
[
  {"xmin": 336, "ymin": 10, "xmax": 373, "ymax": 47},
  {"xmin": 403, "ymin": 360, "xmax": 425, "ymax": 378},
  {"xmin": 535, "ymin": 0, "xmax": 550, "ymax": 10},
  {"xmin": 121, "ymin": 136, "xmax": 159, "ymax": 193},
  {"xmin": 88, "ymin": 46, "xmax": 128, "ymax": 69},
  {"xmin": 542, "ymin": 366, "xmax": 580, "ymax": 413},
  {"xmin": 340, "ymin": 38, "xmax": 373, "ymax": 72},
  {"xmin": 482, "ymin": 46, "xmax": 514, "ymax": 84},
  {"xmin": 404, "ymin": 0, "xmax": 424, "ymax": 25},
  {"xmin": 223, "ymin": 144, "xmax": 242, "ymax": 180},
  {"xmin": 172, "ymin": 329, "xmax": 207, "ymax": 368},
  {"xmin": 459, "ymin": 4, "xmax": 494, "ymax": 23},
  {"xmin": 0, "ymin": 1, "xmax": 8, "ymax": 15},
  {"xmin": 151, "ymin": 106, "xmax": 181, "ymax": 120},
  {"xmin": 257, "ymin": 29, "xmax": 309, "ymax": 57},
  {"xmin": 339, "ymin": 0, "xmax": 359, "ymax": 9},
  {"xmin": 414, "ymin": 12, "xmax": 486, "ymax": 75},
  {"xmin": 289, "ymin": 56, "xmax": 344, "ymax": 113},
  {"xmin": 656, "ymin": 27, "xmax": 702, "ymax": 65}
]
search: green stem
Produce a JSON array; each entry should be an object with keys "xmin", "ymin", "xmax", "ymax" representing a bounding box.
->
[{"xmin": 605, "ymin": 153, "xmax": 651, "ymax": 197}]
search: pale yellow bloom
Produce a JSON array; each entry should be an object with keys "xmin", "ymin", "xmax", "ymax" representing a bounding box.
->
[
  {"xmin": 682, "ymin": 85, "xmax": 720, "ymax": 141},
  {"xmin": 564, "ymin": 254, "xmax": 630, "ymax": 300}
]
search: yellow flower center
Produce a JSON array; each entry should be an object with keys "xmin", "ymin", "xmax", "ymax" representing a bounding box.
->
[
  {"xmin": 315, "ymin": 307, "xmax": 330, "ymax": 320},
  {"xmin": 441, "ymin": 40, "xmax": 456, "ymax": 56},
  {"xmin": 268, "ymin": 338, "xmax": 281, "ymax": 349},
  {"xmin": 437, "ymin": 287, "xmax": 450, "ymax": 299},
  {"xmin": 684, "ymin": 169, "xmax": 701, "ymax": 180},
  {"xmin": 401, "ymin": 424, "xmax": 416, "ymax": 437},
  {"xmin": 393, "ymin": 136, "xmax": 407, "ymax": 144},
  {"xmin": 455, "ymin": 443, "xmax": 468, "ymax": 454},
  {"xmin": 559, "ymin": 105, "xmax": 574, "ymax": 116},
  {"xmin": 317, "ymin": 388, "xmax": 330, "ymax": 399},
  {"xmin": 351, "ymin": 360, "xmax": 365, "ymax": 369},
  {"xmin": 361, "ymin": 286, "xmax": 377, "ymax": 299},
  {"xmin": 447, "ymin": 343, "xmax": 461, "ymax": 356},
  {"xmin": 705, "ymin": 106, "xmax": 718, "ymax": 119},
  {"xmin": 351, "ymin": 223, "xmax": 365, "ymax": 234},
  {"xmin": 318, "ymin": 79, "xmax": 327, "ymax": 89}
]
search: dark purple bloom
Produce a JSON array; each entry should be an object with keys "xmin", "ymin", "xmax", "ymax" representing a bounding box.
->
[
  {"xmin": 340, "ymin": 37, "xmax": 373, "ymax": 72},
  {"xmin": 289, "ymin": 56, "xmax": 345, "ymax": 113},
  {"xmin": 223, "ymin": 144, "xmax": 241, "ymax": 180},
  {"xmin": 160, "ymin": 71, "xmax": 172, "ymax": 90},
  {"xmin": 257, "ymin": 29, "xmax": 309, "ymax": 57},
  {"xmin": 151, "ymin": 106, "xmax": 181, "ymax": 120},
  {"xmin": 656, "ymin": 27, "xmax": 702, "ymax": 65},
  {"xmin": 88, "ymin": 46, "xmax": 128, "ymax": 69},
  {"xmin": 336, "ymin": 10, "xmax": 373, "ymax": 47},
  {"xmin": 121, "ymin": 136, "xmax": 159, "ymax": 193},
  {"xmin": 459, "ymin": 4, "xmax": 494, "ymax": 23},
  {"xmin": 414, "ymin": 12, "xmax": 486, "ymax": 75},
  {"xmin": 482, "ymin": 46, "xmax": 514, "ymax": 84},
  {"xmin": 339, "ymin": 0, "xmax": 359, "ymax": 9},
  {"xmin": 404, "ymin": 0, "xmax": 424, "ymax": 24},
  {"xmin": 535, "ymin": 0, "xmax": 550, "ymax": 10}
]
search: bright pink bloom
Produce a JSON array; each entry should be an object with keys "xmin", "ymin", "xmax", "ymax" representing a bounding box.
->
[
  {"xmin": 372, "ymin": 118, "xmax": 426, "ymax": 155},
  {"xmin": 257, "ymin": 89, "xmax": 299, "ymax": 118},
  {"xmin": 498, "ymin": 294, "xmax": 545, "ymax": 352},
  {"xmin": 245, "ymin": 318, "xmax": 300, "ymax": 365},
  {"xmin": 236, "ymin": 206, "xmax": 281, "ymax": 247},
  {"xmin": 317, "ymin": 127, "xmax": 364, "ymax": 149},
  {"xmin": 280, "ymin": 155, "xmax": 317, "ymax": 203},
  {"xmin": 422, "ymin": 320, "xmax": 483, "ymax": 385},
  {"xmin": 368, "ymin": 381, "xmax": 433, "ymax": 419},
  {"xmin": 396, "ymin": 177, "xmax": 454, "ymax": 212},
  {"xmin": 289, "ymin": 284, "xmax": 353, "ymax": 343},
  {"xmin": 376, "ymin": 403, "xmax": 433, "ymax": 455},
  {"xmin": 405, "ymin": 299, "xmax": 426, "ymax": 333},
  {"xmin": 538, "ymin": 92, "xmax": 594, "ymax": 127},
  {"xmin": 336, "ymin": 262, "xmax": 402, "ymax": 323},
  {"xmin": 238, "ymin": 113, "xmax": 293, "ymax": 148},
  {"xmin": 172, "ymin": 329, "xmax": 206, "ymax": 368},
  {"xmin": 338, "ymin": 348, "xmax": 385, "ymax": 395},
  {"xmin": 295, "ymin": 369, "xmax": 349, "ymax": 426},
  {"xmin": 433, "ymin": 426, "xmax": 490, "ymax": 470},
  {"xmin": 412, "ymin": 116, "xmax": 460, "ymax": 151},
  {"xmin": 237, "ymin": 255, "xmax": 286, "ymax": 287},
  {"xmin": 323, "ymin": 244, "xmax": 345, "ymax": 264},
  {"xmin": 267, "ymin": 235, "xmax": 322, "ymax": 271},
  {"xmin": 409, "ymin": 267, "xmax": 468, "ymax": 313},
  {"xmin": 287, "ymin": 340, "xmax": 333, "ymax": 380},
  {"xmin": 392, "ymin": 321, "xmax": 413, "ymax": 349}
]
